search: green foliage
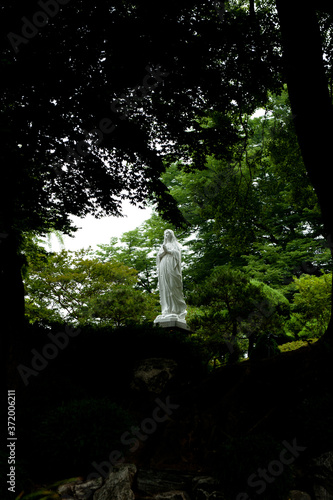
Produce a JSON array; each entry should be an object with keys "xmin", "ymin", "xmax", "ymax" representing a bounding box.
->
[
  {"xmin": 2, "ymin": 3, "xmax": 333, "ymax": 495},
  {"xmin": 21, "ymin": 91, "xmax": 332, "ymax": 360},
  {"xmin": 95, "ymin": 213, "xmax": 179, "ymax": 293},
  {"xmin": 250, "ymin": 280, "xmax": 290, "ymax": 316},
  {"xmin": 161, "ymin": 90, "xmax": 330, "ymax": 294},
  {"xmin": 187, "ymin": 266, "xmax": 290, "ymax": 365},
  {"xmin": 89, "ymin": 287, "xmax": 159, "ymax": 326},
  {"xmin": 24, "ymin": 248, "xmax": 157, "ymax": 326},
  {"xmin": 155, "ymin": 90, "xmax": 332, "ymax": 344},
  {"xmin": 287, "ymin": 273, "xmax": 332, "ymax": 338},
  {"xmin": 31, "ymin": 398, "xmax": 135, "ymax": 477},
  {"xmin": 279, "ymin": 339, "xmax": 318, "ymax": 352},
  {"xmin": 242, "ymin": 238, "xmax": 331, "ymax": 291},
  {"xmin": 161, "ymin": 160, "xmax": 247, "ymax": 288}
]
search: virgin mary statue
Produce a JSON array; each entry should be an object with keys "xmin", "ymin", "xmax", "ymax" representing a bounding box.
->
[{"xmin": 154, "ymin": 229, "xmax": 187, "ymax": 324}]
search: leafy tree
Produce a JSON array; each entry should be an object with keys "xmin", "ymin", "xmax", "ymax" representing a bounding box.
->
[
  {"xmin": 1, "ymin": 0, "xmax": 284, "ymax": 336},
  {"xmin": 24, "ymin": 248, "xmax": 157, "ymax": 326},
  {"xmin": 161, "ymin": 160, "xmax": 240, "ymax": 289},
  {"xmin": 286, "ymin": 273, "xmax": 332, "ymax": 339},
  {"xmin": 2, "ymin": 0, "xmax": 333, "ymax": 383},
  {"xmin": 161, "ymin": 91, "xmax": 331, "ymax": 291},
  {"xmin": 242, "ymin": 237, "xmax": 331, "ymax": 293},
  {"xmin": 88, "ymin": 287, "xmax": 158, "ymax": 327},
  {"xmin": 188, "ymin": 266, "xmax": 290, "ymax": 365},
  {"xmin": 96, "ymin": 234, "xmax": 157, "ymax": 293},
  {"xmin": 95, "ymin": 213, "xmax": 179, "ymax": 293}
]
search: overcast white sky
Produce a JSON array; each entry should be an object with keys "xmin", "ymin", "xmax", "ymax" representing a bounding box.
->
[{"xmin": 44, "ymin": 201, "xmax": 153, "ymax": 252}]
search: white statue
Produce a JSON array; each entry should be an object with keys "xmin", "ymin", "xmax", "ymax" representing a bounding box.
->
[{"xmin": 154, "ymin": 229, "xmax": 187, "ymax": 325}]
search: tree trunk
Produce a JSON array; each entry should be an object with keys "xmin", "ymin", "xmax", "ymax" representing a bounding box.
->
[{"xmin": 275, "ymin": 0, "xmax": 333, "ymax": 338}]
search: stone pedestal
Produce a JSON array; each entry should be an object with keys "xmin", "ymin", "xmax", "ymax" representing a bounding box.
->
[{"xmin": 154, "ymin": 315, "xmax": 190, "ymax": 332}]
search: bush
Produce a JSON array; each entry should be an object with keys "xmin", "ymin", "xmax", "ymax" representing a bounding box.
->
[
  {"xmin": 287, "ymin": 273, "xmax": 332, "ymax": 339},
  {"xmin": 279, "ymin": 338, "xmax": 317, "ymax": 352},
  {"xmin": 30, "ymin": 398, "xmax": 135, "ymax": 478},
  {"xmin": 188, "ymin": 267, "xmax": 290, "ymax": 364}
]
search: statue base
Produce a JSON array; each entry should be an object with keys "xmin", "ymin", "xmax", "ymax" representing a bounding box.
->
[{"xmin": 154, "ymin": 315, "xmax": 190, "ymax": 332}]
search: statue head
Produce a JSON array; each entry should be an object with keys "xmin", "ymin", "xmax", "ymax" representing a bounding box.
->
[
  {"xmin": 163, "ymin": 229, "xmax": 181, "ymax": 249},
  {"xmin": 164, "ymin": 229, "xmax": 174, "ymax": 242}
]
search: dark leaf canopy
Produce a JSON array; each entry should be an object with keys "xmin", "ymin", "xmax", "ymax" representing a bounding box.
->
[{"xmin": 1, "ymin": 0, "xmax": 283, "ymax": 234}]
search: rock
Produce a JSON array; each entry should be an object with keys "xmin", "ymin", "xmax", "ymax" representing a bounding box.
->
[
  {"xmin": 192, "ymin": 476, "xmax": 222, "ymax": 499},
  {"xmin": 57, "ymin": 478, "xmax": 83, "ymax": 497},
  {"xmin": 154, "ymin": 492, "xmax": 191, "ymax": 499},
  {"xmin": 136, "ymin": 468, "xmax": 193, "ymax": 496},
  {"xmin": 131, "ymin": 358, "xmax": 178, "ymax": 394},
  {"xmin": 74, "ymin": 477, "xmax": 103, "ymax": 499},
  {"xmin": 314, "ymin": 484, "xmax": 333, "ymax": 500},
  {"xmin": 289, "ymin": 491, "xmax": 312, "ymax": 500},
  {"xmin": 312, "ymin": 451, "xmax": 333, "ymax": 500},
  {"xmin": 135, "ymin": 469, "xmax": 226, "ymax": 499},
  {"xmin": 93, "ymin": 463, "xmax": 136, "ymax": 500}
]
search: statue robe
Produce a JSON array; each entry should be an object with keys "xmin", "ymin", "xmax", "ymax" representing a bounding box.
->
[{"xmin": 156, "ymin": 243, "xmax": 186, "ymax": 319}]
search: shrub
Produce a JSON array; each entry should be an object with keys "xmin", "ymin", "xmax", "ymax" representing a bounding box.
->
[
  {"xmin": 188, "ymin": 267, "xmax": 290, "ymax": 364},
  {"xmin": 287, "ymin": 273, "xmax": 332, "ymax": 339},
  {"xmin": 279, "ymin": 338, "xmax": 317, "ymax": 352}
]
